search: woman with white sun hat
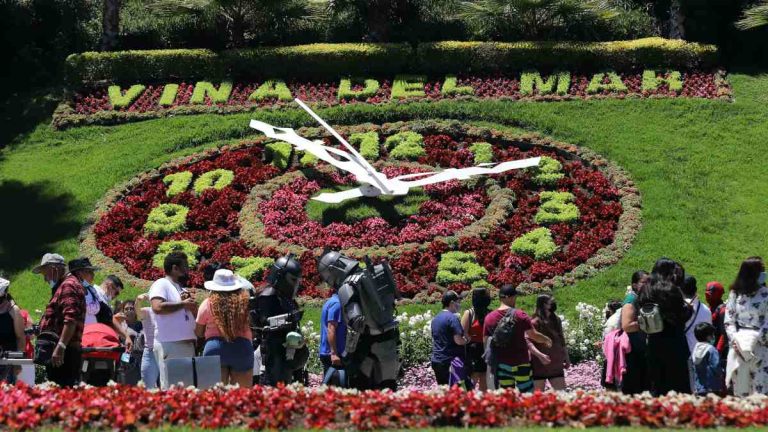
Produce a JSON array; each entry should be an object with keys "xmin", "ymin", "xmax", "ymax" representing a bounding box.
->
[{"xmin": 195, "ymin": 269, "xmax": 253, "ymax": 387}]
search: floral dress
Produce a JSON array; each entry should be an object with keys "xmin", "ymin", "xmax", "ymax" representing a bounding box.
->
[{"xmin": 724, "ymin": 285, "xmax": 768, "ymax": 395}]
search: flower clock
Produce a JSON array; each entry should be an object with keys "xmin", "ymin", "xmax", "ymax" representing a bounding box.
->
[{"xmin": 81, "ymin": 120, "xmax": 641, "ymax": 302}]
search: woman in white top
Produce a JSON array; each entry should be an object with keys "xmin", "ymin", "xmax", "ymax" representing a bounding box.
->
[{"xmin": 134, "ymin": 293, "xmax": 160, "ymax": 389}]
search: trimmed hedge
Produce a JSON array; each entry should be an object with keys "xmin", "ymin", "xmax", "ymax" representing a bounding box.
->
[{"xmin": 65, "ymin": 38, "xmax": 718, "ymax": 87}]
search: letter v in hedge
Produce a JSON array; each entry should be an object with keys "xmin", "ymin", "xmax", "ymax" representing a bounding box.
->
[
  {"xmin": 190, "ymin": 81, "xmax": 233, "ymax": 104},
  {"xmin": 107, "ymin": 84, "xmax": 146, "ymax": 109},
  {"xmin": 520, "ymin": 71, "xmax": 570, "ymax": 96},
  {"xmin": 642, "ymin": 70, "xmax": 683, "ymax": 93}
]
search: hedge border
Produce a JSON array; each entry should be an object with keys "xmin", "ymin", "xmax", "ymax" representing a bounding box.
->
[{"xmin": 79, "ymin": 120, "xmax": 641, "ymax": 305}]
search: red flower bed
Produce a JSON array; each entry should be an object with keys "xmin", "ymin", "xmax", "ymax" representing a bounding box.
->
[
  {"xmin": 84, "ymin": 122, "xmax": 637, "ymax": 300},
  {"xmin": 3, "ymin": 383, "xmax": 768, "ymax": 430}
]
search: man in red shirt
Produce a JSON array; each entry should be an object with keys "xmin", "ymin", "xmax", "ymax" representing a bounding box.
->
[
  {"xmin": 39, "ymin": 258, "xmax": 91, "ymax": 387},
  {"xmin": 483, "ymin": 284, "xmax": 551, "ymax": 392}
]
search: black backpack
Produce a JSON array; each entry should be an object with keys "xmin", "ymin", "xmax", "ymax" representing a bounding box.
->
[{"xmin": 491, "ymin": 308, "xmax": 518, "ymax": 348}]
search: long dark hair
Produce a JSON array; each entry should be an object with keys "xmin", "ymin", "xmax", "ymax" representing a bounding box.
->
[
  {"xmin": 637, "ymin": 279, "xmax": 688, "ymax": 327},
  {"xmin": 731, "ymin": 256, "xmax": 765, "ymax": 296},
  {"xmin": 652, "ymin": 257, "xmax": 685, "ymax": 288},
  {"xmin": 471, "ymin": 287, "xmax": 491, "ymax": 325},
  {"xmin": 534, "ymin": 294, "xmax": 562, "ymax": 338}
]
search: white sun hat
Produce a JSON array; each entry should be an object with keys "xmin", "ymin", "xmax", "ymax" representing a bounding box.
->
[{"xmin": 204, "ymin": 269, "xmax": 247, "ymax": 292}]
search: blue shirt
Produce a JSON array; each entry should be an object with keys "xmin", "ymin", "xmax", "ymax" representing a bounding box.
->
[
  {"xmin": 319, "ymin": 294, "xmax": 347, "ymax": 357},
  {"xmin": 431, "ymin": 310, "xmax": 464, "ymax": 364}
]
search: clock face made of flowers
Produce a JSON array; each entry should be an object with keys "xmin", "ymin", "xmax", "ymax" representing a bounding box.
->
[{"xmin": 81, "ymin": 120, "xmax": 641, "ymax": 303}]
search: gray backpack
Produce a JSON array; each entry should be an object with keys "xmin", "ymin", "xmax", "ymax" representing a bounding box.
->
[{"xmin": 638, "ymin": 303, "xmax": 664, "ymax": 334}]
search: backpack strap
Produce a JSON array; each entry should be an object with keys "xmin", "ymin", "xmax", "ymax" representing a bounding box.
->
[{"xmin": 684, "ymin": 301, "xmax": 702, "ymax": 334}]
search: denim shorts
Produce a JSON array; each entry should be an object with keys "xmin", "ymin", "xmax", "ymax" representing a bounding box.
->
[{"xmin": 203, "ymin": 337, "xmax": 253, "ymax": 372}]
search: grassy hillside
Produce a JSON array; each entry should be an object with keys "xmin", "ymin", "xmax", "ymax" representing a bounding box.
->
[{"xmin": 2, "ymin": 72, "xmax": 767, "ymax": 323}]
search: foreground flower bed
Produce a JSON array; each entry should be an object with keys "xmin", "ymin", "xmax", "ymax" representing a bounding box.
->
[{"xmin": 3, "ymin": 383, "xmax": 768, "ymax": 430}]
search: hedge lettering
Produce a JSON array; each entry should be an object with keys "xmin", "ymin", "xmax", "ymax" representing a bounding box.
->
[
  {"xmin": 338, "ymin": 78, "xmax": 380, "ymax": 101},
  {"xmin": 391, "ymin": 75, "xmax": 426, "ymax": 99},
  {"xmin": 108, "ymin": 84, "xmax": 146, "ymax": 109},
  {"xmin": 250, "ymin": 80, "xmax": 292, "ymax": 101},
  {"xmin": 520, "ymin": 71, "xmax": 570, "ymax": 96}
]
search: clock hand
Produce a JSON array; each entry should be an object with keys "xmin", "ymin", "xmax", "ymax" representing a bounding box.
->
[{"xmin": 293, "ymin": 98, "xmax": 392, "ymax": 194}]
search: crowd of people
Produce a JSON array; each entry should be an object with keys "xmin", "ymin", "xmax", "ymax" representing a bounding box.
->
[{"xmin": 2, "ymin": 250, "xmax": 768, "ymax": 398}]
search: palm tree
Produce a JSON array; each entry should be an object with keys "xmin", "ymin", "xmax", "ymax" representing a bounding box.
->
[
  {"xmin": 456, "ymin": 0, "xmax": 618, "ymax": 40},
  {"xmin": 737, "ymin": 0, "xmax": 768, "ymax": 30}
]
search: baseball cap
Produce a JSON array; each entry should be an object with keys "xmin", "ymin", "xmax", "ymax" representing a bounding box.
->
[
  {"xmin": 32, "ymin": 253, "xmax": 66, "ymax": 273},
  {"xmin": 499, "ymin": 284, "xmax": 520, "ymax": 298}
]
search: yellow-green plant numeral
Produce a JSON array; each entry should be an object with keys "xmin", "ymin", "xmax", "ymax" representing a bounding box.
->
[
  {"xmin": 231, "ymin": 256, "xmax": 274, "ymax": 281},
  {"xmin": 338, "ymin": 78, "xmax": 380, "ymax": 101},
  {"xmin": 469, "ymin": 142, "xmax": 493, "ymax": 164},
  {"xmin": 587, "ymin": 71, "xmax": 628, "ymax": 94},
  {"xmin": 534, "ymin": 191, "xmax": 580, "ymax": 225},
  {"xmin": 435, "ymin": 251, "xmax": 489, "ymax": 286},
  {"xmin": 163, "ymin": 171, "xmax": 193, "ymax": 197},
  {"xmin": 349, "ymin": 131, "xmax": 380, "ymax": 160},
  {"xmin": 391, "ymin": 75, "xmax": 426, "ymax": 99},
  {"xmin": 152, "ymin": 240, "xmax": 199, "ymax": 269},
  {"xmin": 441, "ymin": 75, "xmax": 474, "ymax": 96},
  {"xmin": 190, "ymin": 81, "xmax": 233, "ymax": 104},
  {"xmin": 642, "ymin": 70, "xmax": 683, "ymax": 93},
  {"xmin": 159, "ymin": 84, "xmax": 180, "ymax": 107},
  {"xmin": 193, "ymin": 169, "xmax": 234, "ymax": 195},
  {"xmin": 531, "ymin": 156, "xmax": 564, "ymax": 187},
  {"xmin": 510, "ymin": 227, "xmax": 558, "ymax": 260},
  {"xmin": 265, "ymin": 142, "xmax": 293, "ymax": 169},
  {"xmin": 144, "ymin": 203, "xmax": 189, "ymax": 236},
  {"xmin": 249, "ymin": 80, "xmax": 293, "ymax": 102},
  {"xmin": 385, "ymin": 131, "xmax": 425, "ymax": 160},
  {"xmin": 108, "ymin": 84, "xmax": 146, "ymax": 109},
  {"xmin": 520, "ymin": 71, "xmax": 571, "ymax": 96}
]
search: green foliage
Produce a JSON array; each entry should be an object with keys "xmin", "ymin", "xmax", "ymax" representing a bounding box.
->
[
  {"xmin": 108, "ymin": 85, "xmax": 146, "ymax": 109},
  {"xmin": 249, "ymin": 80, "xmax": 293, "ymax": 102},
  {"xmin": 349, "ymin": 131, "xmax": 380, "ymax": 160},
  {"xmin": 338, "ymin": 78, "xmax": 380, "ymax": 101},
  {"xmin": 436, "ymin": 251, "xmax": 489, "ymax": 285},
  {"xmin": 469, "ymin": 142, "xmax": 493, "ymax": 163},
  {"xmin": 152, "ymin": 240, "xmax": 199, "ymax": 269},
  {"xmin": 441, "ymin": 75, "xmax": 474, "ymax": 96},
  {"xmin": 162, "ymin": 171, "xmax": 193, "ymax": 197},
  {"xmin": 736, "ymin": 0, "xmax": 768, "ymax": 30},
  {"xmin": 532, "ymin": 156, "xmax": 564, "ymax": 186},
  {"xmin": 587, "ymin": 71, "xmax": 628, "ymax": 94},
  {"xmin": 230, "ymin": 256, "xmax": 273, "ymax": 281},
  {"xmin": 391, "ymin": 75, "xmax": 427, "ymax": 99},
  {"xmin": 265, "ymin": 142, "xmax": 293, "ymax": 169},
  {"xmin": 144, "ymin": 203, "xmax": 189, "ymax": 236},
  {"xmin": 642, "ymin": 70, "xmax": 683, "ymax": 93},
  {"xmin": 305, "ymin": 188, "xmax": 428, "ymax": 225},
  {"xmin": 159, "ymin": 84, "xmax": 180, "ymax": 106},
  {"xmin": 520, "ymin": 70, "xmax": 570, "ymax": 96},
  {"xmin": 511, "ymin": 227, "xmax": 558, "ymax": 260},
  {"xmin": 299, "ymin": 151, "xmax": 318, "ymax": 166},
  {"xmin": 385, "ymin": 131, "xmax": 425, "ymax": 160},
  {"xmin": 190, "ymin": 81, "xmax": 232, "ymax": 104},
  {"xmin": 193, "ymin": 169, "xmax": 234, "ymax": 194},
  {"xmin": 535, "ymin": 191, "xmax": 580, "ymax": 224}
]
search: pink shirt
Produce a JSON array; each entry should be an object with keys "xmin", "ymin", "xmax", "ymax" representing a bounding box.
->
[{"xmin": 195, "ymin": 298, "xmax": 253, "ymax": 341}]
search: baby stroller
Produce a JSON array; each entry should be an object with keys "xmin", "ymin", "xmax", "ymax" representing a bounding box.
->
[{"xmin": 81, "ymin": 323, "xmax": 124, "ymax": 386}]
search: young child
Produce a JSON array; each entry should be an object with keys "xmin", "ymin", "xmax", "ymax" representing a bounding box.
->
[{"xmin": 691, "ymin": 322, "xmax": 724, "ymax": 395}]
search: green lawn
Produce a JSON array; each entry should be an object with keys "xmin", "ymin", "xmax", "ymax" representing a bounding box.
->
[{"xmin": 2, "ymin": 72, "xmax": 768, "ymax": 326}]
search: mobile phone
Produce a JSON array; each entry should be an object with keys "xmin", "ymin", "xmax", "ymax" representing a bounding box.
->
[
  {"xmin": 120, "ymin": 352, "xmax": 131, "ymax": 363},
  {"xmin": 760, "ymin": 272, "xmax": 767, "ymax": 286}
]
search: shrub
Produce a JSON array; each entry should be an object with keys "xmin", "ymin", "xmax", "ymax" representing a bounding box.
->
[
  {"xmin": 435, "ymin": 251, "xmax": 489, "ymax": 286},
  {"xmin": 519, "ymin": 71, "xmax": 570, "ymax": 96},
  {"xmin": 391, "ymin": 75, "xmax": 426, "ymax": 99},
  {"xmin": 159, "ymin": 84, "xmax": 179, "ymax": 106},
  {"xmin": 162, "ymin": 171, "xmax": 193, "ymax": 197},
  {"xmin": 108, "ymin": 84, "xmax": 146, "ymax": 109},
  {"xmin": 535, "ymin": 191, "xmax": 580, "ymax": 224},
  {"xmin": 152, "ymin": 240, "xmax": 199, "ymax": 269},
  {"xmin": 532, "ymin": 156, "xmax": 564, "ymax": 186},
  {"xmin": 385, "ymin": 131, "xmax": 425, "ymax": 160},
  {"xmin": 193, "ymin": 169, "xmax": 234, "ymax": 194},
  {"xmin": 642, "ymin": 69, "xmax": 683, "ymax": 93},
  {"xmin": 249, "ymin": 80, "xmax": 292, "ymax": 102},
  {"xmin": 349, "ymin": 131, "xmax": 380, "ymax": 160},
  {"xmin": 338, "ymin": 78, "xmax": 380, "ymax": 101},
  {"xmin": 305, "ymin": 189, "xmax": 428, "ymax": 225},
  {"xmin": 231, "ymin": 256, "xmax": 273, "ymax": 281},
  {"xmin": 511, "ymin": 227, "xmax": 558, "ymax": 260},
  {"xmin": 190, "ymin": 81, "xmax": 233, "ymax": 104},
  {"xmin": 144, "ymin": 203, "xmax": 189, "ymax": 236},
  {"xmin": 469, "ymin": 142, "xmax": 493, "ymax": 164},
  {"xmin": 441, "ymin": 75, "xmax": 474, "ymax": 96},
  {"xmin": 299, "ymin": 151, "xmax": 318, "ymax": 166},
  {"xmin": 265, "ymin": 142, "xmax": 293, "ymax": 169},
  {"xmin": 587, "ymin": 71, "xmax": 627, "ymax": 94}
]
